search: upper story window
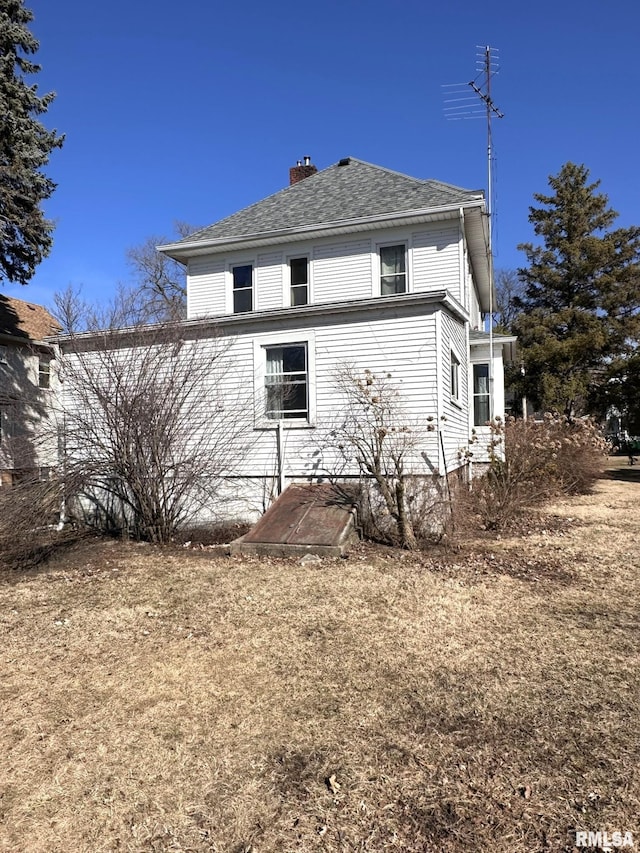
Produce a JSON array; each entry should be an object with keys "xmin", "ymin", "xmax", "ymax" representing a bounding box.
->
[
  {"xmin": 450, "ymin": 350, "xmax": 460, "ymax": 401},
  {"xmin": 289, "ymin": 257, "xmax": 308, "ymax": 307},
  {"xmin": 380, "ymin": 244, "xmax": 407, "ymax": 295},
  {"xmin": 38, "ymin": 356, "xmax": 51, "ymax": 389},
  {"xmin": 232, "ymin": 264, "xmax": 253, "ymax": 313},
  {"xmin": 264, "ymin": 343, "xmax": 308, "ymax": 420},
  {"xmin": 473, "ymin": 363, "xmax": 490, "ymax": 425}
]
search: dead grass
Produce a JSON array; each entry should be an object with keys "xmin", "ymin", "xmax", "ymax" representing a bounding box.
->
[{"xmin": 1, "ymin": 460, "xmax": 639, "ymax": 852}]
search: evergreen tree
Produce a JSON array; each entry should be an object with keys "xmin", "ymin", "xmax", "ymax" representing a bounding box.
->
[
  {"xmin": 0, "ymin": 0, "xmax": 63, "ymax": 286},
  {"xmin": 514, "ymin": 162, "xmax": 640, "ymax": 419}
]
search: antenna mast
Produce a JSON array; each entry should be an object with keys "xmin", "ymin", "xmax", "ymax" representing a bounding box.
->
[
  {"xmin": 469, "ymin": 45, "xmax": 503, "ymax": 287},
  {"xmin": 472, "ymin": 46, "xmax": 503, "ymax": 417},
  {"xmin": 443, "ymin": 45, "xmax": 503, "ymax": 417}
]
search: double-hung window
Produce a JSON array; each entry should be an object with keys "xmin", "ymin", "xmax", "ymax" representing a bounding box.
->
[
  {"xmin": 289, "ymin": 257, "xmax": 308, "ymax": 306},
  {"xmin": 38, "ymin": 356, "xmax": 51, "ymax": 389},
  {"xmin": 450, "ymin": 350, "xmax": 460, "ymax": 401},
  {"xmin": 232, "ymin": 264, "xmax": 253, "ymax": 313},
  {"xmin": 473, "ymin": 363, "xmax": 490, "ymax": 425},
  {"xmin": 264, "ymin": 344, "xmax": 308, "ymax": 420},
  {"xmin": 380, "ymin": 244, "xmax": 407, "ymax": 295}
]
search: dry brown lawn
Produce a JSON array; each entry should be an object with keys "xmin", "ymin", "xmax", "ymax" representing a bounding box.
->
[{"xmin": 1, "ymin": 461, "xmax": 639, "ymax": 852}]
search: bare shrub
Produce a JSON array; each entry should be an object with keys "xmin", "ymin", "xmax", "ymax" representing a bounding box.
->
[
  {"xmin": 328, "ymin": 367, "xmax": 443, "ymax": 550},
  {"xmin": 0, "ymin": 473, "xmax": 76, "ymax": 569},
  {"xmin": 468, "ymin": 415, "xmax": 608, "ymax": 530},
  {"xmin": 57, "ymin": 319, "xmax": 252, "ymax": 544}
]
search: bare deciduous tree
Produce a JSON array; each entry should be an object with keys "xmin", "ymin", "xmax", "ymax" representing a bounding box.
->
[
  {"xmin": 493, "ymin": 268, "xmax": 525, "ymax": 332},
  {"xmin": 329, "ymin": 367, "xmax": 427, "ymax": 550},
  {"xmin": 58, "ymin": 308, "xmax": 251, "ymax": 543},
  {"xmin": 126, "ymin": 221, "xmax": 197, "ymax": 321}
]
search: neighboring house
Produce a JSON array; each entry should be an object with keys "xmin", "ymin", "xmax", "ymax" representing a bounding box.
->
[
  {"xmin": 60, "ymin": 157, "xmax": 515, "ymax": 523},
  {"xmin": 0, "ymin": 295, "xmax": 61, "ymax": 486}
]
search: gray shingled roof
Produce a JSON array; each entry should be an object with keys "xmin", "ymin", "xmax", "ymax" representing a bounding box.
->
[{"xmin": 181, "ymin": 158, "xmax": 484, "ymax": 245}]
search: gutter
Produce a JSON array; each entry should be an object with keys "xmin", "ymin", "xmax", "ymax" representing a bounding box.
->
[
  {"xmin": 52, "ymin": 290, "xmax": 463, "ymax": 349},
  {"xmin": 157, "ymin": 199, "xmax": 486, "ymax": 261}
]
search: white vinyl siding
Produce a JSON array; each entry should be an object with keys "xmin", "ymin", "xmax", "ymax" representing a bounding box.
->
[
  {"xmin": 411, "ymin": 224, "xmax": 461, "ymax": 300},
  {"xmin": 439, "ymin": 312, "xmax": 469, "ymax": 472},
  {"xmin": 187, "ymin": 257, "xmax": 226, "ymax": 318},
  {"xmin": 312, "ymin": 239, "xmax": 372, "ymax": 303},
  {"xmin": 236, "ymin": 308, "xmax": 441, "ymax": 482},
  {"xmin": 256, "ymin": 252, "xmax": 284, "ymax": 311}
]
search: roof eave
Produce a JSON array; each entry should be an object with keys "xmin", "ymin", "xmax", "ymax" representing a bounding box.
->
[
  {"xmin": 56, "ymin": 291, "xmax": 462, "ymax": 349},
  {"xmin": 462, "ymin": 206, "xmax": 492, "ymax": 313},
  {"xmin": 158, "ymin": 199, "xmax": 485, "ymax": 262}
]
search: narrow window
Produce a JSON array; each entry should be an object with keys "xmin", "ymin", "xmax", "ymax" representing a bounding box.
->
[
  {"xmin": 232, "ymin": 264, "xmax": 253, "ymax": 313},
  {"xmin": 38, "ymin": 356, "xmax": 51, "ymax": 389},
  {"xmin": 473, "ymin": 363, "xmax": 490, "ymax": 425},
  {"xmin": 380, "ymin": 244, "xmax": 407, "ymax": 295},
  {"xmin": 264, "ymin": 344, "xmax": 308, "ymax": 420},
  {"xmin": 450, "ymin": 350, "xmax": 460, "ymax": 400},
  {"xmin": 289, "ymin": 257, "xmax": 308, "ymax": 306}
]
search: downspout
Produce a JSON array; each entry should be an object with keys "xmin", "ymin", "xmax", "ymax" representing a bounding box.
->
[{"xmin": 276, "ymin": 420, "xmax": 286, "ymax": 495}]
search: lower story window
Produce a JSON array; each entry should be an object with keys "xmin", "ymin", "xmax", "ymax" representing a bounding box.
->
[
  {"xmin": 473, "ymin": 363, "xmax": 490, "ymax": 425},
  {"xmin": 265, "ymin": 343, "xmax": 308, "ymax": 420}
]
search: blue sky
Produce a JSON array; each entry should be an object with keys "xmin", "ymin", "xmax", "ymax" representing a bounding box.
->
[{"xmin": 9, "ymin": 0, "xmax": 640, "ymax": 310}]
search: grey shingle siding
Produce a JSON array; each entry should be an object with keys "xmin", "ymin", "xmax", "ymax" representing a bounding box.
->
[{"xmin": 181, "ymin": 158, "xmax": 484, "ymax": 244}]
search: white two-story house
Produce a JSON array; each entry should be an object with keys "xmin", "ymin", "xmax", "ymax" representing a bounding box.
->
[
  {"xmin": 59, "ymin": 157, "xmax": 513, "ymax": 528},
  {"xmin": 159, "ymin": 158, "xmax": 511, "ymax": 506}
]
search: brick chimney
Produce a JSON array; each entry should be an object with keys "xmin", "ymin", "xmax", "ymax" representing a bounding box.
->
[{"xmin": 289, "ymin": 155, "xmax": 317, "ymax": 186}]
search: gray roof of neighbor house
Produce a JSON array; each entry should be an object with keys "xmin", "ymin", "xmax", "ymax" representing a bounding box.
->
[
  {"xmin": 0, "ymin": 295, "xmax": 60, "ymax": 343},
  {"xmin": 161, "ymin": 157, "xmax": 485, "ymax": 252}
]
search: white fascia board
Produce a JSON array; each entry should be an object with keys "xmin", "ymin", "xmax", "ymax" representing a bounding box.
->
[{"xmin": 157, "ymin": 201, "xmax": 485, "ymax": 262}]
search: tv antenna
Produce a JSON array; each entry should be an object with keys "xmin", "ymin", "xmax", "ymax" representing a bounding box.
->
[
  {"xmin": 443, "ymin": 45, "xmax": 503, "ymax": 258},
  {"xmin": 443, "ymin": 45, "xmax": 504, "ymax": 413}
]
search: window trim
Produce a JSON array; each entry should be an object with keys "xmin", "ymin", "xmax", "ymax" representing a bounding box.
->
[
  {"xmin": 264, "ymin": 343, "xmax": 308, "ymax": 420},
  {"xmin": 38, "ymin": 355, "xmax": 51, "ymax": 389},
  {"xmin": 377, "ymin": 241, "xmax": 408, "ymax": 297},
  {"xmin": 252, "ymin": 331, "xmax": 316, "ymax": 428},
  {"xmin": 472, "ymin": 362, "xmax": 491, "ymax": 426},
  {"xmin": 287, "ymin": 255, "xmax": 310, "ymax": 308}
]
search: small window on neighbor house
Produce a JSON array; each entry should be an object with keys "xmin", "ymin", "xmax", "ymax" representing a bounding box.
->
[
  {"xmin": 289, "ymin": 257, "xmax": 308, "ymax": 307},
  {"xmin": 264, "ymin": 343, "xmax": 308, "ymax": 420},
  {"xmin": 380, "ymin": 244, "xmax": 407, "ymax": 295},
  {"xmin": 0, "ymin": 406, "xmax": 11, "ymax": 441},
  {"xmin": 38, "ymin": 356, "xmax": 51, "ymax": 389},
  {"xmin": 232, "ymin": 264, "xmax": 253, "ymax": 313},
  {"xmin": 450, "ymin": 351, "xmax": 460, "ymax": 400},
  {"xmin": 473, "ymin": 363, "xmax": 490, "ymax": 425}
]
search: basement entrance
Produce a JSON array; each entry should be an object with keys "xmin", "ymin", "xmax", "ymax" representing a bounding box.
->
[{"xmin": 232, "ymin": 483, "xmax": 358, "ymax": 557}]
